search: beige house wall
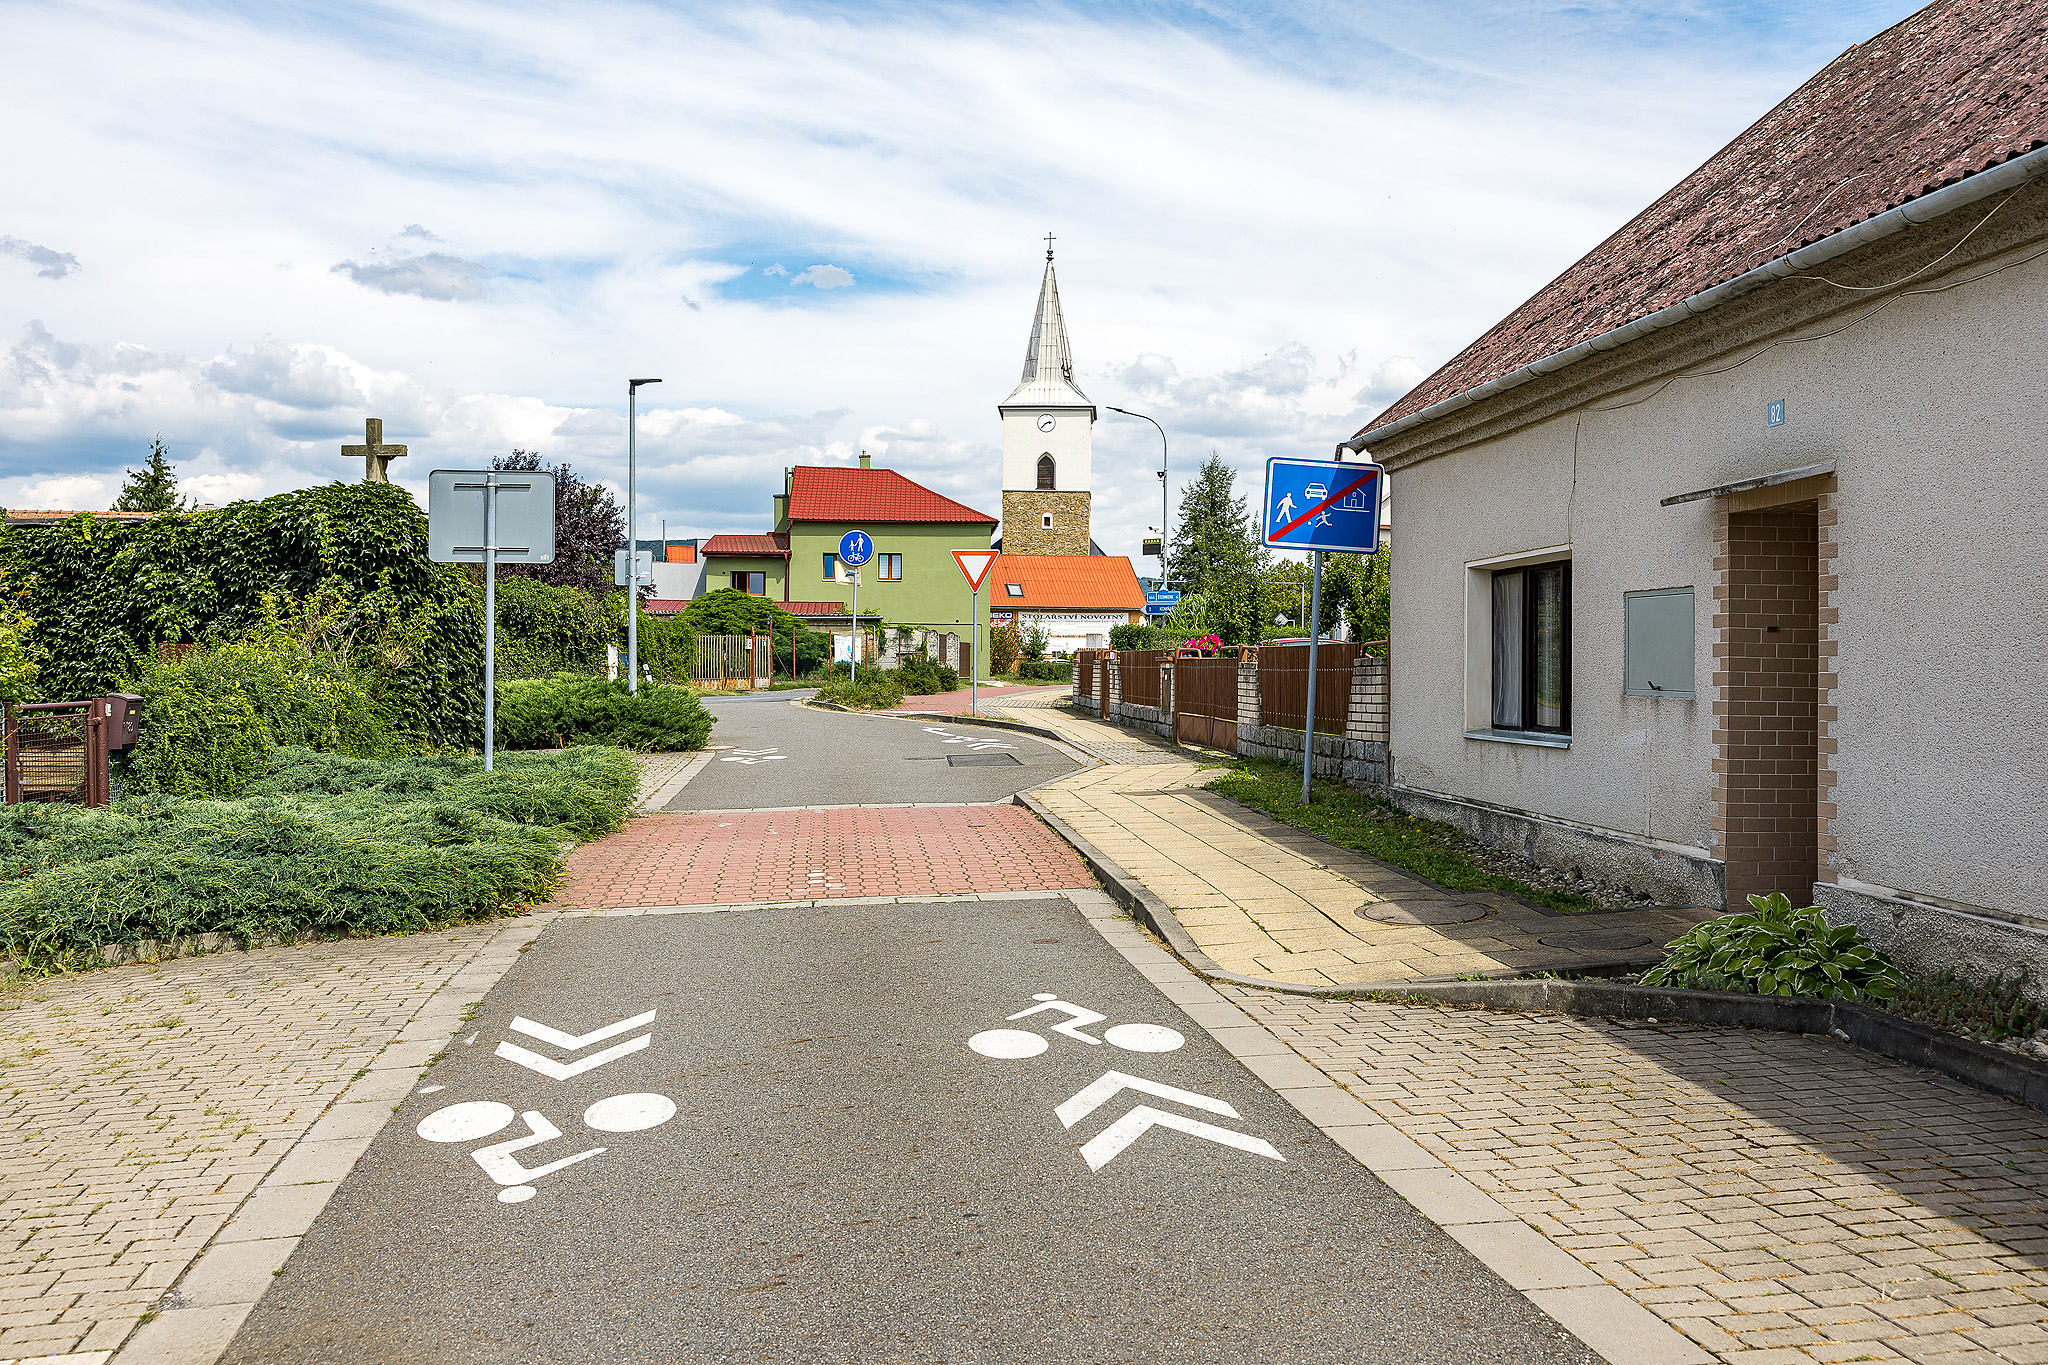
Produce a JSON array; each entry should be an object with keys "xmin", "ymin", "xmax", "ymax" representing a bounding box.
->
[{"xmin": 1369, "ymin": 178, "xmax": 2048, "ymax": 966}]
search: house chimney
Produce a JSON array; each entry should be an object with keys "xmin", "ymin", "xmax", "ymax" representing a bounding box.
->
[{"xmin": 859, "ymin": 449, "xmax": 871, "ymax": 470}]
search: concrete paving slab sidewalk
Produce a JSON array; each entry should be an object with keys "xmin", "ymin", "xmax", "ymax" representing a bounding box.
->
[{"xmin": 1007, "ymin": 704, "xmax": 1710, "ymax": 988}]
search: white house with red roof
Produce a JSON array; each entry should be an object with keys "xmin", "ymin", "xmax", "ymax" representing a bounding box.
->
[{"xmin": 1353, "ymin": 0, "xmax": 2048, "ymax": 979}]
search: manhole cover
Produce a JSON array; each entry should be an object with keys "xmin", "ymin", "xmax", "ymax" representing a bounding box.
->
[
  {"xmin": 1356, "ymin": 902, "xmax": 1491, "ymax": 926},
  {"xmin": 1536, "ymin": 930, "xmax": 1655, "ymax": 951},
  {"xmin": 947, "ymin": 753, "xmax": 1022, "ymax": 766}
]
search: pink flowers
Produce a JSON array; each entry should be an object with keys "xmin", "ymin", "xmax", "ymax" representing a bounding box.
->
[{"xmin": 1179, "ymin": 634, "xmax": 1225, "ymax": 656}]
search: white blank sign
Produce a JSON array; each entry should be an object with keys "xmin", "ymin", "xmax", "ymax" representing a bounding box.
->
[{"xmin": 427, "ymin": 470, "xmax": 557, "ymax": 564}]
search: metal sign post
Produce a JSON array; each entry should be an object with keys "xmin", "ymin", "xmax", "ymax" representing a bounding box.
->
[
  {"xmin": 429, "ymin": 470, "xmax": 557, "ymax": 773},
  {"xmin": 1260, "ymin": 456, "xmax": 1384, "ymax": 806},
  {"xmin": 838, "ymin": 530, "xmax": 873, "ymax": 681},
  {"xmin": 951, "ymin": 549, "xmax": 1001, "ymax": 718}
]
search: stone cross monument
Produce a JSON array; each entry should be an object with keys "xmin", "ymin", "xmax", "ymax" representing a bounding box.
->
[{"xmin": 343, "ymin": 418, "xmax": 408, "ymax": 483}]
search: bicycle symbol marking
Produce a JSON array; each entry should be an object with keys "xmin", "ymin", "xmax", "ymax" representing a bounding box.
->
[{"xmin": 967, "ymin": 992, "xmax": 1280, "ymax": 1172}]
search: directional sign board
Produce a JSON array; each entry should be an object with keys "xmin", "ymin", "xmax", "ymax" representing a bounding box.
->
[
  {"xmin": 1259, "ymin": 457, "xmax": 1383, "ymax": 555},
  {"xmin": 953, "ymin": 548, "xmax": 1000, "ymax": 591},
  {"xmin": 428, "ymin": 470, "xmax": 557, "ymax": 563},
  {"xmin": 1144, "ymin": 590, "xmax": 1181, "ymax": 614},
  {"xmin": 838, "ymin": 529, "xmax": 874, "ymax": 568}
]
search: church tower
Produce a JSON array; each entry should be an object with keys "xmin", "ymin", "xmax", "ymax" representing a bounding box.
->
[{"xmin": 999, "ymin": 240, "xmax": 1095, "ymax": 555}]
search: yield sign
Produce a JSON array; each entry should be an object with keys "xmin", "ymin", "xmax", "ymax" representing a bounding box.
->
[{"xmin": 953, "ymin": 549, "xmax": 1000, "ymax": 592}]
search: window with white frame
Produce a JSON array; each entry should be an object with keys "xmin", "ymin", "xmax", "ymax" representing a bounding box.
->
[
  {"xmin": 876, "ymin": 553, "xmax": 902, "ymax": 581},
  {"xmin": 1490, "ymin": 561, "xmax": 1570, "ymax": 732}
]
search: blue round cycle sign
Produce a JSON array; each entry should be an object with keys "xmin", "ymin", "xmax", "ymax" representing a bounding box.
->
[{"xmin": 838, "ymin": 529, "xmax": 874, "ymax": 568}]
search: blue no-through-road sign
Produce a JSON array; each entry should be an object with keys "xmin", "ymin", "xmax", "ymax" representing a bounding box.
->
[
  {"xmin": 838, "ymin": 529, "xmax": 874, "ymax": 568},
  {"xmin": 1260, "ymin": 457, "xmax": 1384, "ymax": 555}
]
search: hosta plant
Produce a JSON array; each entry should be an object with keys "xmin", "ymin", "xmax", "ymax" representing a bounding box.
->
[{"xmin": 1640, "ymin": 893, "xmax": 1904, "ymax": 1002}]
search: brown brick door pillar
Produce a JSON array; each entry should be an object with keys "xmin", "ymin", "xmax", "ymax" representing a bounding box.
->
[{"xmin": 1715, "ymin": 505, "xmax": 1820, "ymax": 909}]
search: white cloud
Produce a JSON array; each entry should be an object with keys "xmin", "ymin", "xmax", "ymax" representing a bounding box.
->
[
  {"xmin": 18, "ymin": 474, "xmax": 107, "ymax": 508},
  {"xmin": 790, "ymin": 264, "xmax": 855, "ymax": 289},
  {"xmin": 0, "ymin": 0, "xmax": 1897, "ymax": 557},
  {"xmin": 1357, "ymin": 356, "xmax": 1428, "ymax": 406},
  {"xmin": 1, "ymin": 236, "xmax": 80, "ymax": 280},
  {"xmin": 330, "ymin": 253, "xmax": 488, "ymax": 301}
]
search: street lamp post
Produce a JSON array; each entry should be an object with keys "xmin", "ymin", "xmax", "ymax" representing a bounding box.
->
[
  {"xmin": 1106, "ymin": 406, "xmax": 1168, "ymax": 572},
  {"xmin": 626, "ymin": 377, "xmax": 662, "ymax": 695}
]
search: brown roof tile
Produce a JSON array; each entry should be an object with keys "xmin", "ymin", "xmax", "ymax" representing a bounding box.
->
[{"xmin": 1365, "ymin": 0, "xmax": 2048, "ymax": 436}]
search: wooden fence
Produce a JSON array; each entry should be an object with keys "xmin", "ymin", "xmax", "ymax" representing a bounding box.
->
[
  {"xmin": 1075, "ymin": 649, "xmax": 1102, "ymax": 700},
  {"xmin": 1173, "ymin": 657, "xmax": 1239, "ymax": 752},
  {"xmin": 1116, "ymin": 649, "xmax": 1171, "ymax": 709},
  {"xmin": 1258, "ymin": 643, "xmax": 1361, "ymax": 731}
]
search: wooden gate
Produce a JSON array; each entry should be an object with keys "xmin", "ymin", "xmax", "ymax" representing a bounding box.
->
[{"xmin": 1173, "ymin": 657, "xmax": 1239, "ymax": 753}]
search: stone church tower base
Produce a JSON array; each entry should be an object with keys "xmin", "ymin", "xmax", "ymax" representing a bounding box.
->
[{"xmin": 1002, "ymin": 491, "xmax": 1091, "ymax": 555}]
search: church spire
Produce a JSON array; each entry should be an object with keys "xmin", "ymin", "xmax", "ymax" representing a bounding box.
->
[{"xmin": 1004, "ymin": 239, "xmax": 1092, "ymax": 410}]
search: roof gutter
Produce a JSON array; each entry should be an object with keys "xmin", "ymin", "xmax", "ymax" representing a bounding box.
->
[{"xmin": 1346, "ymin": 141, "xmax": 2048, "ymax": 455}]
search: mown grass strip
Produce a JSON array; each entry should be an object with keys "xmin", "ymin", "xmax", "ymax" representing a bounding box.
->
[{"xmin": 1204, "ymin": 759, "xmax": 1605, "ymax": 914}]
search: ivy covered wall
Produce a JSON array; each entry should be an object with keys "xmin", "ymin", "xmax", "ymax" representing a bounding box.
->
[{"xmin": 1, "ymin": 483, "xmax": 485, "ymax": 748}]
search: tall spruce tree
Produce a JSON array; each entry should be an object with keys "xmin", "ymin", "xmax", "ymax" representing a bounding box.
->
[
  {"xmin": 111, "ymin": 436, "xmax": 189, "ymax": 512},
  {"xmin": 1166, "ymin": 451, "xmax": 1268, "ymax": 645}
]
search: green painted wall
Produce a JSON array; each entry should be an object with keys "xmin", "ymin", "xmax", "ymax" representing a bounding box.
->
[
  {"xmin": 784, "ymin": 521, "xmax": 995, "ymax": 634},
  {"xmin": 705, "ymin": 556, "xmax": 787, "ymax": 599}
]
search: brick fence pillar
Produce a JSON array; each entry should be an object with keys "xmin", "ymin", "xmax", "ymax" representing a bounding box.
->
[{"xmin": 1236, "ymin": 658, "xmax": 1260, "ymax": 749}]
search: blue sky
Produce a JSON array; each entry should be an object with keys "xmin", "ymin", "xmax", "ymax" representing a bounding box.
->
[{"xmin": 0, "ymin": 0, "xmax": 1914, "ymax": 557}]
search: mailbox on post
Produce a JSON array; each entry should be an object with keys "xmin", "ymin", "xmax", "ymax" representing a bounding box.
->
[{"xmin": 103, "ymin": 693, "xmax": 142, "ymax": 751}]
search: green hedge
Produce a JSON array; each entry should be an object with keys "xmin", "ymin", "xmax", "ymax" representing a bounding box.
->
[
  {"xmin": 495, "ymin": 676, "xmax": 714, "ymax": 751},
  {"xmin": 0, "ymin": 482, "xmax": 482, "ymax": 748},
  {"xmin": 0, "ymin": 746, "xmax": 638, "ymax": 972},
  {"xmin": 124, "ymin": 626, "xmax": 397, "ymax": 799},
  {"xmin": 1017, "ymin": 659, "xmax": 1069, "ymax": 682}
]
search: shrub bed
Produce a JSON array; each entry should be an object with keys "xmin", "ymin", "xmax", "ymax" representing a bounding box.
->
[
  {"xmin": 814, "ymin": 673, "xmax": 906, "ymax": 709},
  {"xmin": 0, "ymin": 746, "xmax": 638, "ymax": 974},
  {"xmin": 495, "ymin": 676, "xmax": 714, "ymax": 751}
]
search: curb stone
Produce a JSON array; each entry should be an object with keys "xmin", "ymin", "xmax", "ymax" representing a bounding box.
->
[{"xmin": 1010, "ymin": 790, "xmax": 2048, "ymax": 1117}]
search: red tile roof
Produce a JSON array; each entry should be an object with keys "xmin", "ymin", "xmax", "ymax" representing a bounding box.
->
[
  {"xmin": 1365, "ymin": 0, "xmax": 2048, "ymax": 437},
  {"xmin": 989, "ymin": 555, "xmax": 1146, "ymax": 612},
  {"xmin": 643, "ymin": 598, "xmax": 691, "ymax": 615},
  {"xmin": 701, "ymin": 533, "xmax": 789, "ymax": 556},
  {"xmin": 786, "ymin": 466, "xmax": 995, "ymax": 525},
  {"xmin": 783, "ymin": 600, "xmax": 849, "ymax": 616},
  {"xmin": 7, "ymin": 509, "xmax": 159, "ymax": 525}
]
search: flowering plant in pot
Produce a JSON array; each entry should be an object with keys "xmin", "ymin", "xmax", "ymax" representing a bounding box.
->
[{"xmin": 1177, "ymin": 634, "xmax": 1225, "ymax": 656}]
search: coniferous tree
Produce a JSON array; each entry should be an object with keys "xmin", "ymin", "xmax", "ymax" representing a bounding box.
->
[
  {"xmin": 111, "ymin": 436, "xmax": 190, "ymax": 512},
  {"xmin": 1165, "ymin": 451, "xmax": 1268, "ymax": 645}
]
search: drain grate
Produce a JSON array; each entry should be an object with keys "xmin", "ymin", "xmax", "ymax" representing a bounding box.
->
[{"xmin": 947, "ymin": 753, "xmax": 1022, "ymax": 766}]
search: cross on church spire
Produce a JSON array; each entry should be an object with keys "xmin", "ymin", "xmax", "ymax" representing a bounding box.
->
[
  {"xmin": 342, "ymin": 418, "xmax": 407, "ymax": 484},
  {"xmin": 1045, "ymin": 232, "xmax": 1056, "ymax": 260}
]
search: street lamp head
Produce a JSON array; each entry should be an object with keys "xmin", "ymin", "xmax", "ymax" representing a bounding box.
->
[{"xmin": 630, "ymin": 377, "xmax": 663, "ymax": 390}]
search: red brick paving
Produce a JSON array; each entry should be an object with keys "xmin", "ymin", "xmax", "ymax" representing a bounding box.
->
[
  {"xmin": 547, "ymin": 804, "xmax": 1093, "ymax": 908},
  {"xmin": 880, "ymin": 684, "xmax": 1066, "ymax": 716}
]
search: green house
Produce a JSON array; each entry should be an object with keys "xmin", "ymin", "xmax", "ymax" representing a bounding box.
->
[{"xmin": 703, "ymin": 457, "xmax": 999, "ymax": 667}]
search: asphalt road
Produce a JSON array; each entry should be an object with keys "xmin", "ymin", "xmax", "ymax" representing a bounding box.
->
[
  {"xmin": 672, "ymin": 696, "xmax": 1080, "ymax": 810},
  {"xmin": 223, "ymin": 898, "xmax": 1596, "ymax": 1364}
]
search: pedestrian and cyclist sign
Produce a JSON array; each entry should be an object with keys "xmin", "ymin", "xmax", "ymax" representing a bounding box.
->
[
  {"xmin": 1260, "ymin": 457, "xmax": 1384, "ymax": 555},
  {"xmin": 838, "ymin": 529, "xmax": 874, "ymax": 568}
]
